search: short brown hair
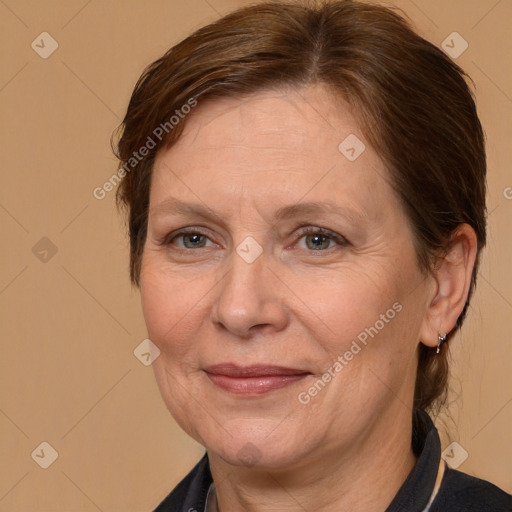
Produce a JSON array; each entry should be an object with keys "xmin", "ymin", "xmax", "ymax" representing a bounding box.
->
[{"xmin": 113, "ymin": 0, "xmax": 486, "ymax": 412}]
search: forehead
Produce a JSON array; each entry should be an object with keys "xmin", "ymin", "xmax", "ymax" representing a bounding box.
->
[
  {"xmin": 150, "ymin": 85, "xmax": 394, "ymax": 219},
  {"xmin": 168, "ymin": 85, "xmax": 359, "ymax": 155}
]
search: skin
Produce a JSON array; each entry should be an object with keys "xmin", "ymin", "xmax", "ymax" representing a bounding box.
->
[{"xmin": 140, "ymin": 84, "xmax": 477, "ymax": 511}]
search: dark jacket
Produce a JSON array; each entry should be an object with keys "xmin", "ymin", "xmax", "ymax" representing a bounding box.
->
[{"xmin": 154, "ymin": 410, "xmax": 511, "ymax": 511}]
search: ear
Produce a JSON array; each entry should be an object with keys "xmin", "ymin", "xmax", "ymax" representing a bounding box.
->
[{"xmin": 419, "ymin": 224, "xmax": 478, "ymax": 348}]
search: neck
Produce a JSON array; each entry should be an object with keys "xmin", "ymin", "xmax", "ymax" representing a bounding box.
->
[{"xmin": 208, "ymin": 405, "xmax": 417, "ymax": 512}]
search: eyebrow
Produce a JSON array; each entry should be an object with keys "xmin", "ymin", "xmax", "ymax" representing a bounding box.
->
[
  {"xmin": 150, "ymin": 198, "xmax": 366, "ymax": 225},
  {"xmin": 273, "ymin": 202, "xmax": 366, "ymax": 225},
  {"xmin": 150, "ymin": 197, "xmax": 221, "ymax": 222}
]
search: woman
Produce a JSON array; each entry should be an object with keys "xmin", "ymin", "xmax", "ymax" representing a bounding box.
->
[{"xmin": 114, "ymin": 1, "xmax": 511, "ymax": 510}]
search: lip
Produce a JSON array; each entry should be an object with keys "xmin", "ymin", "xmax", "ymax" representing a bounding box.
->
[{"xmin": 204, "ymin": 364, "xmax": 311, "ymax": 395}]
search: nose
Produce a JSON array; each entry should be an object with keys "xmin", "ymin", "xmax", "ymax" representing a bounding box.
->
[{"xmin": 210, "ymin": 249, "xmax": 289, "ymax": 338}]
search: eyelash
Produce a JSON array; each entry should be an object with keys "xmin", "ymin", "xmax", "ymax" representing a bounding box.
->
[{"xmin": 161, "ymin": 226, "xmax": 350, "ymax": 251}]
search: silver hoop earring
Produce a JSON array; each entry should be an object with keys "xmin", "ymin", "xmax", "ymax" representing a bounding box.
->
[{"xmin": 436, "ymin": 333, "xmax": 447, "ymax": 354}]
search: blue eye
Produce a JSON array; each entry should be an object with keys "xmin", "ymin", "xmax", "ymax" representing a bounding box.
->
[
  {"xmin": 296, "ymin": 227, "xmax": 347, "ymax": 251},
  {"xmin": 170, "ymin": 232, "xmax": 214, "ymax": 249},
  {"xmin": 182, "ymin": 233, "xmax": 207, "ymax": 248},
  {"xmin": 163, "ymin": 227, "xmax": 347, "ymax": 253},
  {"xmin": 299, "ymin": 233, "xmax": 335, "ymax": 250}
]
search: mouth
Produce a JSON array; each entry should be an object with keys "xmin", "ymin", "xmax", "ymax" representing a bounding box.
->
[{"xmin": 203, "ymin": 364, "xmax": 311, "ymax": 395}]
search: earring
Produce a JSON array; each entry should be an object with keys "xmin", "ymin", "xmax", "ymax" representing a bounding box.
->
[{"xmin": 436, "ymin": 333, "xmax": 447, "ymax": 354}]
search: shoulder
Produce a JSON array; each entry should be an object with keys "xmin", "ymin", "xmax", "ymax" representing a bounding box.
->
[
  {"xmin": 430, "ymin": 466, "xmax": 511, "ymax": 512},
  {"xmin": 153, "ymin": 454, "xmax": 212, "ymax": 512}
]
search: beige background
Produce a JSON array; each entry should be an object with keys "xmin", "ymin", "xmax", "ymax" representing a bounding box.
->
[{"xmin": 0, "ymin": 0, "xmax": 510, "ymax": 510}]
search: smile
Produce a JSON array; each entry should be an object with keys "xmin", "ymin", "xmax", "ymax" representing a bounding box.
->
[{"xmin": 204, "ymin": 365, "xmax": 311, "ymax": 395}]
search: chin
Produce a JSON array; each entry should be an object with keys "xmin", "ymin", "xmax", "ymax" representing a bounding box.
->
[{"xmin": 201, "ymin": 419, "xmax": 313, "ymax": 470}]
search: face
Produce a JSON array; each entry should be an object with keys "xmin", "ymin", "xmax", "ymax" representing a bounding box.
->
[{"xmin": 141, "ymin": 85, "xmax": 434, "ymax": 471}]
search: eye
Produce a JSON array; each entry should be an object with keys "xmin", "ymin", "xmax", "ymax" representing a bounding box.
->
[
  {"xmin": 168, "ymin": 230, "xmax": 216, "ymax": 249},
  {"xmin": 301, "ymin": 233, "xmax": 334, "ymax": 250},
  {"xmin": 295, "ymin": 227, "xmax": 348, "ymax": 251}
]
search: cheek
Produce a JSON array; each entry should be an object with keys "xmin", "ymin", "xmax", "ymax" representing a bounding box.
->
[
  {"xmin": 139, "ymin": 258, "xmax": 211, "ymax": 362},
  {"xmin": 140, "ymin": 261, "xmax": 214, "ymax": 441},
  {"xmin": 289, "ymin": 266, "xmax": 400, "ymax": 344},
  {"xmin": 288, "ymin": 253, "xmax": 424, "ymax": 374}
]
